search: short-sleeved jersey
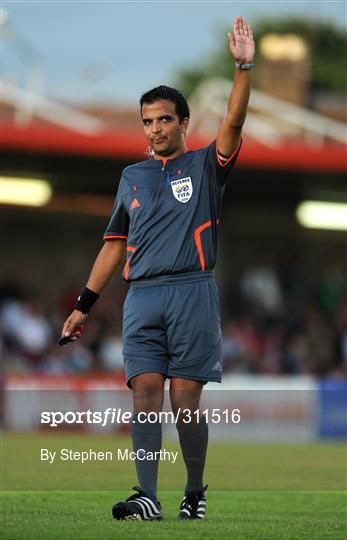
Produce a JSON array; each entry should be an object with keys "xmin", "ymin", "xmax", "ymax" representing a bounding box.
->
[{"xmin": 104, "ymin": 139, "xmax": 242, "ymax": 281}]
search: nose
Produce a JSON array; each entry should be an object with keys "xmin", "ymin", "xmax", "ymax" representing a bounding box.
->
[{"xmin": 151, "ymin": 119, "xmax": 162, "ymax": 134}]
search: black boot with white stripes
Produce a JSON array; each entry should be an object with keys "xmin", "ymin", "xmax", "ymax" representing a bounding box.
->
[
  {"xmin": 112, "ymin": 486, "xmax": 163, "ymax": 521},
  {"xmin": 178, "ymin": 484, "xmax": 208, "ymax": 520}
]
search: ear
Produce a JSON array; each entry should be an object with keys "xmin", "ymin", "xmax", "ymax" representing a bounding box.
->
[{"xmin": 180, "ymin": 117, "xmax": 189, "ymax": 134}]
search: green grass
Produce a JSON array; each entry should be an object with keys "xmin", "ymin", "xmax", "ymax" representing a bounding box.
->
[
  {"xmin": 1, "ymin": 433, "xmax": 347, "ymax": 539},
  {"xmin": 2, "ymin": 433, "xmax": 346, "ymax": 491},
  {"xmin": 2, "ymin": 491, "xmax": 346, "ymax": 540}
]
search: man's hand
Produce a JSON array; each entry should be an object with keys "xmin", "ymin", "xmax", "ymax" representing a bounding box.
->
[
  {"xmin": 227, "ymin": 16, "xmax": 255, "ymax": 64},
  {"xmin": 60, "ymin": 310, "xmax": 87, "ymax": 344}
]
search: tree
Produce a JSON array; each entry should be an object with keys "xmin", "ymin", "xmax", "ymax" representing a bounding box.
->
[{"xmin": 175, "ymin": 18, "xmax": 347, "ymax": 97}]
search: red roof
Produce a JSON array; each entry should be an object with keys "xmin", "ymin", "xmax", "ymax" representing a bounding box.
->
[{"xmin": 1, "ymin": 121, "xmax": 346, "ymax": 173}]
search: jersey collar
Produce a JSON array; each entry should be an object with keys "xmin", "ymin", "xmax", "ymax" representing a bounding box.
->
[{"xmin": 153, "ymin": 149, "xmax": 190, "ymax": 169}]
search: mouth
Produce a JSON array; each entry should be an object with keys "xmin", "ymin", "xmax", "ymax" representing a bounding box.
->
[{"xmin": 152, "ymin": 137, "xmax": 166, "ymax": 144}]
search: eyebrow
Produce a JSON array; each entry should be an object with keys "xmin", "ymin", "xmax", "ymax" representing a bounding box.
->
[{"xmin": 142, "ymin": 114, "xmax": 175, "ymax": 122}]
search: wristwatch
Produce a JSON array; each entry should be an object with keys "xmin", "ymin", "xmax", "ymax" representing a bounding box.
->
[{"xmin": 235, "ymin": 62, "xmax": 256, "ymax": 70}]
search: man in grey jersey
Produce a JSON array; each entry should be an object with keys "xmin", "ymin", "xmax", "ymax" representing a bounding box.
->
[{"xmin": 61, "ymin": 16, "xmax": 255, "ymax": 521}]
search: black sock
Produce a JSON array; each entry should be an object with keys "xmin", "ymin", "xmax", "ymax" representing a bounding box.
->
[
  {"xmin": 176, "ymin": 417, "xmax": 208, "ymax": 492},
  {"xmin": 131, "ymin": 414, "xmax": 162, "ymax": 502}
]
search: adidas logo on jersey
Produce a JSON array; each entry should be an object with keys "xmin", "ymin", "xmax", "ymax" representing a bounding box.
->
[{"xmin": 130, "ymin": 198, "xmax": 141, "ymax": 210}]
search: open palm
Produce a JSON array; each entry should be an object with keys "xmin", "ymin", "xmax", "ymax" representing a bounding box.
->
[{"xmin": 228, "ymin": 16, "xmax": 255, "ymax": 64}]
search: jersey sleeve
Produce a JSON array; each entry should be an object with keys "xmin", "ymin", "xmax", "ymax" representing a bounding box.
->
[
  {"xmin": 103, "ymin": 177, "xmax": 129, "ymax": 241},
  {"xmin": 205, "ymin": 138, "xmax": 242, "ymax": 187}
]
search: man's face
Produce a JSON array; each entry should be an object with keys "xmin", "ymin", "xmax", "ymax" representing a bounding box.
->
[{"xmin": 141, "ymin": 99, "xmax": 188, "ymax": 157}]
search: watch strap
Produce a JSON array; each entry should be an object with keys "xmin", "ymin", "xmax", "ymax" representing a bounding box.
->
[{"xmin": 235, "ymin": 62, "xmax": 256, "ymax": 70}]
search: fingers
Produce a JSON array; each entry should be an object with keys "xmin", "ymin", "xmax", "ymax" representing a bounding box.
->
[
  {"xmin": 69, "ymin": 325, "xmax": 84, "ymax": 340},
  {"xmin": 227, "ymin": 31, "xmax": 236, "ymax": 47},
  {"xmin": 62, "ymin": 318, "xmax": 74, "ymax": 338},
  {"xmin": 62, "ymin": 316, "xmax": 81, "ymax": 337},
  {"xmin": 233, "ymin": 16, "xmax": 240, "ymax": 36},
  {"xmin": 233, "ymin": 15, "xmax": 253, "ymax": 37},
  {"xmin": 68, "ymin": 328, "xmax": 83, "ymax": 342},
  {"xmin": 61, "ymin": 311, "xmax": 86, "ymax": 338},
  {"xmin": 59, "ymin": 323, "xmax": 84, "ymax": 346}
]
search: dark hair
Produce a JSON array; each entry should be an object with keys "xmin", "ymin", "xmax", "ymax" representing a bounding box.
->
[{"xmin": 140, "ymin": 85, "xmax": 190, "ymax": 123}]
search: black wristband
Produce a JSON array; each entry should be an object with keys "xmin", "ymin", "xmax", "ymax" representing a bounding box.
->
[{"xmin": 74, "ymin": 287, "xmax": 99, "ymax": 314}]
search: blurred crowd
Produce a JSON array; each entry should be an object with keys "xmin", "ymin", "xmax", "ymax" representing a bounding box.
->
[
  {"xmin": 222, "ymin": 255, "xmax": 347, "ymax": 377},
  {"xmin": 1, "ymin": 255, "xmax": 346, "ymax": 378}
]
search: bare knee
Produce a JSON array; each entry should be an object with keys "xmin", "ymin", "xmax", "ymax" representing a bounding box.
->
[
  {"xmin": 170, "ymin": 378, "xmax": 203, "ymax": 416},
  {"xmin": 131, "ymin": 372, "xmax": 165, "ymax": 414}
]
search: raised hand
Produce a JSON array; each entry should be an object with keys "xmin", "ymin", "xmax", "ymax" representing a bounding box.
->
[{"xmin": 227, "ymin": 16, "xmax": 255, "ymax": 64}]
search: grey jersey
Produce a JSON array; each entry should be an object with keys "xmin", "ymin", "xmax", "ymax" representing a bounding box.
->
[{"xmin": 104, "ymin": 139, "xmax": 242, "ymax": 280}]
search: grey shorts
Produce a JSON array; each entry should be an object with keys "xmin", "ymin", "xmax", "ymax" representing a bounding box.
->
[{"xmin": 122, "ymin": 271, "xmax": 223, "ymax": 388}]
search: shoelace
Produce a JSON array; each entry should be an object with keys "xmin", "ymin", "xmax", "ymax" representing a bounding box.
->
[
  {"xmin": 181, "ymin": 485, "xmax": 208, "ymax": 512},
  {"xmin": 181, "ymin": 493, "xmax": 200, "ymax": 512},
  {"xmin": 125, "ymin": 486, "xmax": 161, "ymax": 510},
  {"xmin": 125, "ymin": 485, "xmax": 144, "ymax": 502}
]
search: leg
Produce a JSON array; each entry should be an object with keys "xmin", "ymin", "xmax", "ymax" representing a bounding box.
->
[
  {"xmin": 164, "ymin": 279, "xmax": 222, "ymax": 519},
  {"xmin": 170, "ymin": 377, "xmax": 208, "ymax": 492},
  {"xmin": 132, "ymin": 372, "xmax": 165, "ymax": 414},
  {"xmin": 113, "ymin": 285, "xmax": 167, "ymax": 520},
  {"xmin": 130, "ymin": 372, "xmax": 165, "ymax": 502}
]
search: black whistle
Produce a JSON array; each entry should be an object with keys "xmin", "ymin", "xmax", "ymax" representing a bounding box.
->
[{"xmin": 58, "ymin": 336, "xmax": 72, "ymax": 346}]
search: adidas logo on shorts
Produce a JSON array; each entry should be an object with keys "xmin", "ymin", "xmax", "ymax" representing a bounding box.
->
[{"xmin": 212, "ymin": 360, "xmax": 222, "ymax": 371}]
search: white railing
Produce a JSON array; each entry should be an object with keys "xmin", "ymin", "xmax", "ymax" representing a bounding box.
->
[
  {"xmin": 2, "ymin": 80, "xmax": 107, "ymax": 135},
  {"xmin": 188, "ymin": 78, "xmax": 347, "ymax": 147}
]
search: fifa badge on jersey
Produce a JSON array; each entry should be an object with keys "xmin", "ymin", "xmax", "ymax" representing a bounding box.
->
[{"xmin": 171, "ymin": 177, "xmax": 193, "ymax": 204}]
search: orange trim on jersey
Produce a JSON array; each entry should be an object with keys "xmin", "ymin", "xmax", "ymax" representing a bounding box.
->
[
  {"xmin": 216, "ymin": 136, "xmax": 242, "ymax": 167},
  {"xmin": 194, "ymin": 219, "xmax": 220, "ymax": 271},
  {"xmin": 194, "ymin": 221, "xmax": 212, "ymax": 271},
  {"xmin": 124, "ymin": 246, "xmax": 136, "ymax": 280},
  {"xmin": 103, "ymin": 234, "xmax": 128, "ymax": 240}
]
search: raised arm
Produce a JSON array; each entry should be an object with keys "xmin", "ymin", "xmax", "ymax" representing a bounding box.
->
[
  {"xmin": 61, "ymin": 239, "xmax": 126, "ymax": 341},
  {"xmin": 217, "ymin": 16, "xmax": 255, "ymax": 158}
]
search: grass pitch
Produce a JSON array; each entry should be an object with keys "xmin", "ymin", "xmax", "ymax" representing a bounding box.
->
[
  {"xmin": 2, "ymin": 432, "xmax": 347, "ymax": 539},
  {"xmin": 2, "ymin": 490, "xmax": 346, "ymax": 540}
]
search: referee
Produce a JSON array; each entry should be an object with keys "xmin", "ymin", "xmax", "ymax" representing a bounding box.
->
[{"xmin": 61, "ymin": 16, "xmax": 255, "ymax": 521}]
